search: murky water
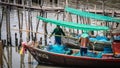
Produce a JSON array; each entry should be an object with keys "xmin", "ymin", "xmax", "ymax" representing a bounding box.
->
[{"xmin": 3, "ymin": 47, "xmax": 71, "ymax": 68}]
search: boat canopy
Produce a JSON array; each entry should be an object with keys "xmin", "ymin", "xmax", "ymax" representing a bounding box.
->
[
  {"xmin": 37, "ymin": 16, "xmax": 109, "ymax": 31},
  {"xmin": 65, "ymin": 6, "xmax": 120, "ymax": 23}
]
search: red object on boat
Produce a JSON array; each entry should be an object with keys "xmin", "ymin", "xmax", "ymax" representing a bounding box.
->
[{"xmin": 112, "ymin": 40, "xmax": 120, "ymax": 57}]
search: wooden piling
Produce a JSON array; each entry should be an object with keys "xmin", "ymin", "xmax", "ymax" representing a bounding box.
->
[
  {"xmin": 34, "ymin": 11, "xmax": 40, "ymax": 42},
  {"xmin": 3, "ymin": 52, "xmax": 9, "ymax": 68},
  {"xmin": 30, "ymin": 12, "xmax": 34, "ymax": 41},
  {"xmin": 6, "ymin": 6, "xmax": 12, "ymax": 46},
  {"xmin": 15, "ymin": 33, "xmax": 18, "ymax": 46},
  {"xmin": 17, "ymin": 9, "xmax": 22, "ymax": 47},
  {"xmin": 44, "ymin": 12, "xmax": 48, "ymax": 46},
  {"xmin": 20, "ymin": 54, "xmax": 24, "ymax": 68},
  {"xmin": 0, "ymin": 7, "xmax": 4, "ymax": 40},
  {"xmin": 0, "ymin": 41, "xmax": 3, "ymax": 68},
  {"xmin": 76, "ymin": 0, "xmax": 79, "ymax": 34},
  {"xmin": 9, "ymin": 45, "xmax": 12, "ymax": 68}
]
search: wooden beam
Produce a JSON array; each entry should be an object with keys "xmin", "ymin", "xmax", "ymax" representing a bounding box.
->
[{"xmin": 0, "ymin": 2, "xmax": 64, "ymax": 11}]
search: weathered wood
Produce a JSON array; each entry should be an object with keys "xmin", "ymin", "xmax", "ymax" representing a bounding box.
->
[
  {"xmin": 44, "ymin": 12, "xmax": 48, "ymax": 46},
  {"xmin": 17, "ymin": 9, "xmax": 23, "ymax": 47},
  {"xmin": 76, "ymin": 0, "xmax": 79, "ymax": 34},
  {"xmin": 0, "ymin": 41, "xmax": 3, "ymax": 68},
  {"xmin": 6, "ymin": 6, "xmax": 12, "ymax": 46},
  {"xmin": 9, "ymin": 46, "xmax": 12, "ymax": 68},
  {"xmin": 0, "ymin": 7, "xmax": 4, "ymax": 40},
  {"xmin": 0, "ymin": 2, "xmax": 64, "ymax": 11},
  {"xmin": 15, "ymin": 33, "xmax": 18, "ymax": 46},
  {"xmin": 3, "ymin": 52, "xmax": 9, "ymax": 68},
  {"xmin": 34, "ymin": 11, "xmax": 40, "ymax": 41},
  {"xmin": 27, "ymin": 0, "xmax": 32, "ymax": 41},
  {"xmin": 0, "ymin": 2, "xmax": 120, "ymax": 16},
  {"xmin": 20, "ymin": 54, "xmax": 24, "ymax": 68}
]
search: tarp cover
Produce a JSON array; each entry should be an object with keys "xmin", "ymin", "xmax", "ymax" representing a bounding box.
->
[
  {"xmin": 37, "ymin": 16, "xmax": 109, "ymax": 31},
  {"xmin": 65, "ymin": 6, "xmax": 120, "ymax": 23}
]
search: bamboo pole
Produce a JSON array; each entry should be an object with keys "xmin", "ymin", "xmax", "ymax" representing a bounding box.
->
[
  {"xmin": 17, "ymin": 9, "xmax": 22, "ymax": 48},
  {"xmin": 28, "ymin": 52, "xmax": 32, "ymax": 68},
  {"xmin": 0, "ymin": 41, "xmax": 3, "ymax": 68},
  {"xmin": 34, "ymin": 0, "xmax": 44, "ymax": 42},
  {"xmin": 65, "ymin": 0, "xmax": 72, "ymax": 33},
  {"xmin": 15, "ymin": 33, "xmax": 18, "ymax": 46},
  {"xmin": 3, "ymin": 52, "xmax": 9, "ymax": 68},
  {"xmin": 8, "ymin": 6, "xmax": 11, "ymax": 46},
  {"xmin": 62, "ymin": 12, "xmax": 66, "ymax": 31},
  {"xmin": 9, "ymin": 46, "xmax": 12, "ymax": 68},
  {"xmin": 44, "ymin": 12, "xmax": 48, "ymax": 46},
  {"xmin": 20, "ymin": 12, "xmax": 23, "ymax": 43},
  {"xmin": 30, "ymin": 12, "xmax": 34, "ymax": 41},
  {"xmin": 34, "ymin": 11, "xmax": 40, "ymax": 41},
  {"xmin": 6, "ymin": 6, "xmax": 12, "ymax": 46},
  {"xmin": 27, "ymin": 0, "xmax": 32, "ymax": 41},
  {"xmin": 20, "ymin": 54, "xmax": 24, "ymax": 68},
  {"xmin": 0, "ymin": 7, "xmax": 4, "ymax": 40},
  {"xmin": 6, "ymin": 44, "xmax": 10, "ymax": 68},
  {"xmin": 76, "ymin": 0, "xmax": 79, "ymax": 34},
  {"xmin": 28, "ymin": 0, "xmax": 34, "ymax": 41}
]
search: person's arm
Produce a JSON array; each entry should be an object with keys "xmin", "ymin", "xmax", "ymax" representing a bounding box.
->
[
  {"xmin": 60, "ymin": 28, "xmax": 65, "ymax": 36},
  {"xmin": 49, "ymin": 29, "xmax": 55, "ymax": 38}
]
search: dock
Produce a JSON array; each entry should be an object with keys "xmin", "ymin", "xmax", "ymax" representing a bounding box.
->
[{"xmin": 0, "ymin": 1, "xmax": 120, "ymax": 17}]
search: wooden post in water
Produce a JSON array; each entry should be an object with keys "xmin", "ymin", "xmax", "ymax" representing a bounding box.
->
[
  {"xmin": 27, "ymin": 0, "xmax": 32, "ymax": 41},
  {"xmin": 6, "ymin": 6, "xmax": 12, "ymax": 46},
  {"xmin": 17, "ymin": 9, "xmax": 22, "ymax": 48},
  {"xmin": 0, "ymin": 7, "xmax": 4, "ymax": 40},
  {"xmin": 15, "ymin": 33, "xmax": 18, "ymax": 46},
  {"xmin": 0, "ymin": 41, "xmax": 3, "ymax": 68},
  {"xmin": 15, "ymin": 33, "xmax": 18, "ymax": 52},
  {"xmin": 20, "ymin": 54, "xmax": 24, "ymax": 68},
  {"xmin": 44, "ymin": 12, "xmax": 48, "ymax": 46},
  {"xmin": 35, "ymin": 11, "xmax": 40, "ymax": 42},
  {"xmin": 28, "ymin": 0, "xmax": 34, "ymax": 41},
  {"xmin": 76, "ymin": 0, "xmax": 79, "ymax": 34}
]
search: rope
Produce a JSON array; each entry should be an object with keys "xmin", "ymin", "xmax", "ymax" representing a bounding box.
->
[{"xmin": 11, "ymin": 29, "xmax": 79, "ymax": 40}]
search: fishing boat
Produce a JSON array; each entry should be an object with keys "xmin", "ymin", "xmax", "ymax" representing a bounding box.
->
[
  {"xmin": 21, "ymin": 40, "xmax": 120, "ymax": 67},
  {"xmin": 19, "ymin": 15, "xmax": 120, "ymax": 67}
]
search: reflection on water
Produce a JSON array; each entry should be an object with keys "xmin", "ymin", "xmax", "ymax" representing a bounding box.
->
[{"xmin": 3, "ymin": 46, "xmax": 74, "ymax": 68}]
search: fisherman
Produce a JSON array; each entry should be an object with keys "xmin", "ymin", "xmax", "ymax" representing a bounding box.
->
[
  {"xmin": 78, "ymin": 31, "xmax": 90, "ymax": 56},
  {"xmin": 49, "ymin": 25, "xmax": 65, "ymax": 45}
]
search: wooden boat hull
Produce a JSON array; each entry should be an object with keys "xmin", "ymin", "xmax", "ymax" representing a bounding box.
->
[{"xmin": 25, "ymin": 45, "xmax": 120, "ymax": 67}]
